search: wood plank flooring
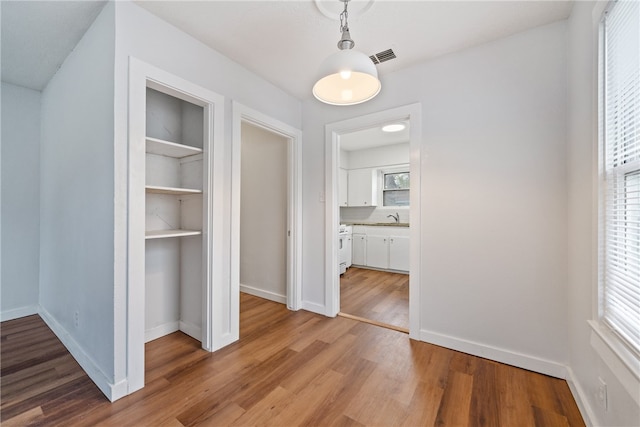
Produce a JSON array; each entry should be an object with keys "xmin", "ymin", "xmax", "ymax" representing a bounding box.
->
[
  {"xmin": 1, "ymin": 293, "xmax": 585, "ymax": 426},
  {"xmin": 340, "ymin": 267, "xmax": 409, "ymax": 331}
]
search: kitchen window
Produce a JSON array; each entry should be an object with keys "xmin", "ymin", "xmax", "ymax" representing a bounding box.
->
[
  {"xmin": 382, "ymin": 169, "xmax": 410, "ymax": 207},
  {"xmin": 598, "ymin": 0, "xmax": 640, "ymax": 357}
]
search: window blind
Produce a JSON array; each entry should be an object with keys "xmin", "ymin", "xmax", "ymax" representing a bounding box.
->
[{"xmin": 601, "ymin": 0, "xmax": 640, "ymax": 354}]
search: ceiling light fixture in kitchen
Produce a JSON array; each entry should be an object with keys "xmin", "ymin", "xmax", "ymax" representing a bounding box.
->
[
  {"xmin": 382, "ymin": 123, "xmax": 406, "ymax": 133},
  {"xmin": 312, "ymin": 0, "xmax": 381, "ymax": 106}
]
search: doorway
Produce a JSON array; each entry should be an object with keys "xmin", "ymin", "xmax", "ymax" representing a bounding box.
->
[
  {"xmin": 325, "ymin": 104, "xmax": 422, "ymax": 339},
  {"xmin": 239, "ymin": 122, "xmax": 288, "ymax": 304},
  {"xmin": 337, "ymin": 126, "xmax": 411, "ymax": 332},
  {"xmin": 231, "ymin": 102, "xmax": 302, "ymax": 315}
]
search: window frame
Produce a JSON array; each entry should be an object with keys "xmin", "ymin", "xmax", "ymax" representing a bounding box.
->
[
  {"xmin": 594, "ymin": 0, "xmax": 640, "ymax": 389},
  {"xmin": 379, "ymin": 165, "xmax": 410, "ymax": 208}
]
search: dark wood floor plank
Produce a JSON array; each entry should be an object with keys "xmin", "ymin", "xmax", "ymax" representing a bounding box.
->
[
  {"xmin": 1, "ymin": 293, "xmax": 585, "ymax": 426},
  {"xmin": 435, "ymin": 370, "xmax": 474, "ymax": 427},
  {"xmin": 496, "ymin": 362, "xmax": 537, "ymax": 427},
  {"xmin": 468, "ymin": 359, "xmax": 501, "ymax": 427}
]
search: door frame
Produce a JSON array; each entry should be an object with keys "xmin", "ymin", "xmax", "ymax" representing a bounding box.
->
[
  {"xmin": 324, "ymin": 103, "xmax": 422, "ymax": 339},
  {"xmin": 127, "ymin": 58, "xmax": 226, "ymax": 395},
  {"xmin": 231, "ymin": 102, "xmax": 303, "ymax": 311}
]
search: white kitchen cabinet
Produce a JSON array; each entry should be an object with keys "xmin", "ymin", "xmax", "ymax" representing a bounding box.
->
[
  {"xmin": 351, "ymin": 226, "xmax": 409, "ymax": 272},
  {"xmin": 366, "ymin": 235, "xmax": 388, "ymax": 269},
  {"xmin": 144, "ymin": 87, "xmax": 207, "ymax": 344},
  {"xmin": 347, "ymin": 168, "xmax": 378, "ymax": 207},
  {"xmin": 389, "ymin": 236, "xmax": 410, "ymax": 271},
  {"xmin": 352, "ymin": 233, "xmax": 367, "ymax": 266},
  {"xmin": 339, "ymin": 168, "xmax": 348, "ymax": 207}
]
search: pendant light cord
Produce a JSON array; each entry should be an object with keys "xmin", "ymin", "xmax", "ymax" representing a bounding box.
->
[
  {"xmin": 339, "ymin": 0, "xmax": 349, "ymax": 33},
  {"xmin": 337, "ymin": 0, "xmax": 355, "ymax": 50}
]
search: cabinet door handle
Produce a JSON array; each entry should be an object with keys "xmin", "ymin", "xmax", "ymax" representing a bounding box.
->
[{"xmin": 390, "ymin": 238, "xmax": 394, "ymax": 243}]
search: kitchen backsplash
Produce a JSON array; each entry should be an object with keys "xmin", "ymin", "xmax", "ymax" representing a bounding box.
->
[{"xmin": 340, "ymin": 207, "xmax": 410, "ymax": 224}]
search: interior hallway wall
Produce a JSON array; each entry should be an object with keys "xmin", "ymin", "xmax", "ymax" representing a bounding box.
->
[
  {"xmin": 240, "ymin": 122, "xmax": 288, "ymax": 303},
  {"xmin": 1, "ymin": 82, "xmax": 41, "ymax": 320},
  {"xmin": 38, "ymin": 2, "xmax": 116, "ymax": 396}
]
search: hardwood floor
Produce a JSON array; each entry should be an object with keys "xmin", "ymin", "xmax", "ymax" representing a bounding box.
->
[
  {"xmin": 1, "ymin": 293, "xmax": 584, "ymax": 426},
  {"xmin": 340, "ymin": 267, "xmax": 409, "ymax": 331}
]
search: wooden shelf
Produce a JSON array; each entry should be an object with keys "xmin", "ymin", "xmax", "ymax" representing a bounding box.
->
[
  {"xmin": 145, "ymin": 229, "xmax": 202, "ymax": 240},
  {"xmin": 146, "ymin": 137, "xmax": 202, "ymax": 158},
  {"xmin": 145, "ymin": 185, "xmax": 202, "ymax": 195}
]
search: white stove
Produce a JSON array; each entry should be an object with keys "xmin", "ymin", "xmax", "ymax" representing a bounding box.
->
[{"xmin": 338, "ymin": 224, "xmax": 352, "ymax": 274}]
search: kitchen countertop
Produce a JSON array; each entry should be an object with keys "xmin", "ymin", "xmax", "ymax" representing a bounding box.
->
[{"xmin": 343, "ymin": 222, "xmax": 410, "ymax": 227}]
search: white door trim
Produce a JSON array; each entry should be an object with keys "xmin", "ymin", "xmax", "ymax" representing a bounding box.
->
[
  {"xmin": 231, "ymin": 102, "xmax": 303, "ymax": 311},
  {"xmin": 127, "ymin": 57, "xmax": 226, "ymax": 396},
  {"xmin": 324, "ymin": 103, "xmax": 422, "ymax": 339}
]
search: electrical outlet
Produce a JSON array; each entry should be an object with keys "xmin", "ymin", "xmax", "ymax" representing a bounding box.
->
[
  {"xmin": 597, "ymin": 377, "xmax": 608, "ymax": 411},
  {"xmin": 74, "ymin": 311, "xmax": 79, "ymax": 328}
]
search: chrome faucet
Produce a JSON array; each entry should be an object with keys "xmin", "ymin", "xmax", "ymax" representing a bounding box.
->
[{"xmin": 387, "ymin": 212, "xmax": 399, "ymax": 223}]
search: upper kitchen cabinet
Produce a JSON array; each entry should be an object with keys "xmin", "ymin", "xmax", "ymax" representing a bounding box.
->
[
  {"xmin": 339, "ymin": 168, "xmax": 348, "ymax": 207},
  {"xmin": 347, "ymin": 168, "xmax": 377, "ymax": 207}
]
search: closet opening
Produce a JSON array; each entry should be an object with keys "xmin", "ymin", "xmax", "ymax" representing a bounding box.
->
[{"xmin": 144, "ymin": 87, "xmax": 207, "ymax": 345}]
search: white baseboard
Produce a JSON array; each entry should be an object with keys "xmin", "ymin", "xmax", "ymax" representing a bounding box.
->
[
  {"xmin": 240, "ymin": 284, "xmax": 286, "ymax": 304},
  {"xmin": 1, "ymin": 304, "xmax": 39, "ymax": 321},
  {"xmin": 420, "ymin": 329, "xmax": 567, "ymax": 379},
  {"xmin": 38, "ymin": 307, "xmax": 122, "ymax": 402},
  {"xmin": 301, "ymin": 300, "xmax": 327, "ymax": 316},
  {"xmin": 565, "ymin": 366, "xmax": 596, "ymax": 427},
  {"xmin": 145, "ymin": 321, "xmax": 179, "ymax": 343},
  {"xmin": 179, "ymin": 320, "xmax": 201, "ymax": 341}
]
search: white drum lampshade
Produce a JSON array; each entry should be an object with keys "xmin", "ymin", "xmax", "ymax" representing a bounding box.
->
[
  {"xmin": 312, "ymin": 0, "xmax": 381, "ymax": 106},
  {"xmin": 313, "ymin": 49, "xmax": 381, "ymax": 106}
]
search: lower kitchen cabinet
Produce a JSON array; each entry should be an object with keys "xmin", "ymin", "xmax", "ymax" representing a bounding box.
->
[
  {"xmin": 352, "ymin": 233, "xmax": 367, "ymax": 266},
  {"xmin": 366, "ymin": 235, "xmax": 389, "ymax": 269},
  {"xmin": 389, "ymin": 236, "xmax": 410, "ymax": 271},
  {"xmin": 351, "ymin": 225, "xmax": 409, "ymax": 273}
]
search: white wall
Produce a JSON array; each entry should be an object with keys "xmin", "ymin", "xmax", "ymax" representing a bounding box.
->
[
  {"xmin": 1, "ymin": 82, "xmax": 41, "ymax": 321},
  {"xmin": 302, "ymin": 21, "xmax": 569, "ymax": 375},
  {"xmin": 566, "ymin": 2, "xmax": 640, "ymax": 425},
  {"xmin": 240, "ymin": 122, "xmax": 287, "ymax": 303},
  {"xmin": 38, "ymin": 1, "xmax": 115, "ymax": 396}
]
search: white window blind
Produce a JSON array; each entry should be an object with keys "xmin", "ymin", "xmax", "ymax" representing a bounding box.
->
[{"xmin": 601, "ymin": 0, "xmax": 640, "ymax": 354}]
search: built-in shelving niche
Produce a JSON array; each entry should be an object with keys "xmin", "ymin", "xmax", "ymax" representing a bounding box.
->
[{"xmin": 144, "ymin": 87, "xmax": 205, "ymax": 343}]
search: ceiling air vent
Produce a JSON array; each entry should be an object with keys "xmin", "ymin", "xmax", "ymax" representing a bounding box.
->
[{"xmin": 370, "ymin": 49, "xmax": 396, "ymax": 65}]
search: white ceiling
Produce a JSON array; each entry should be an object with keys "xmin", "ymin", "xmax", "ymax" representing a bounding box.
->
[
  {"xmin": 340, "ymin": 122, "xmax": 409, "ymax": 151},
  {"xmin": 134, "ymin": 0, "xmax": 574, "ymax": 100},
  {"xmin": 1, "ymin": 0, "xmax": 573, "ymax": 98},
  {"xmin": 1, "ymin": 1, "xmax": 107, "ymax": 90}
]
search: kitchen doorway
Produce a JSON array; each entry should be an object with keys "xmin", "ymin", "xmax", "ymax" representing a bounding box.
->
[
  {"xmin": 337, "ymin": 124, "xmax": 411, "ymax": 332},
  {"xmin": 325, "ymin": 104, "xmax": 422, "ymax": 339}
]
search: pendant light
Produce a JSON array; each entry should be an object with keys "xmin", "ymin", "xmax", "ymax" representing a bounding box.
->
[{"xmin": 312, "ymin": 0, "xmax": 381, "ymax": 106}]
